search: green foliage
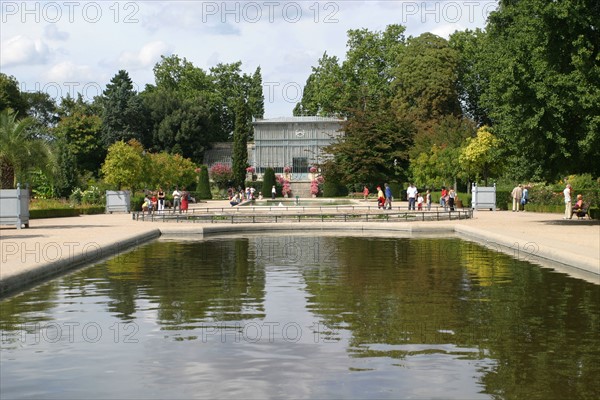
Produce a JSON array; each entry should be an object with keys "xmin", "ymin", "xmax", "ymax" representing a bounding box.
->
[
  {"xmin": 410, "ymin": 144, "xmax": 463, "ymax": 189},
  {"xmin": 393, "ymin": 33, "xmax": 461, "ymax": 123},
  {"xmin": 100, "ymin": 70, "xmax": 148, "ymax": 147},
  {"xmin": 482, "ymin": 0, "xmax": 600, "ymax": 179},
  {"xmin": 0, "ymin": 73, "xmax": 28, "ymax": 117},
  {"xmin": 101, "ymin": 140, "xmax": 145, "ymax": 191},
  {"xmin": 29, "ymin": 169, "xmax": 55, "ymax": 199},
  {"xmin": 323, "ymin": 104, "xmax": 412, "ymax": 186},
  {"xmin": 54, "ymin": 141, "xmax": 78, "ymax": 198},
  {"xmin": 196, "ymin": 165, "xmax": 212, "ymax": 199},
  {"xmin": 589, "ymin": 207, "xmax": 599, "ymax": 220},
  {"xmin": 232, "ymin": 99, "xmax": 250, "ymax": 187},
  {"xmin": 209, "ymin": 163, "xmax": 234, "ymax": 190},
  {"xmin": 146, "ymin": 152, "xmax": 197, "ymax": 190},
  {"xmin": 562, "ymin": 174, "xmax": 599, "ymax": 190},
  {"xmin": 53, "ymin": 108, "xmax": 104, "ymax": 175},
  {"xmin": 459, "ymin": 126, "xmax": 503, "ymax": 185},
  {"xmin": 262, "ymin": 168, "xmax": 276, "ymax": 196},
  {"xmin": 322, "ymin": 180, "xmax": 348, "ymax": 197},
  {"xmin": 0, "ymin": 109, "xmax": 52, "ymax": 189}
]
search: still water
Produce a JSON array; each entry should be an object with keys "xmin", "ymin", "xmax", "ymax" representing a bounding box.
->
[{"xmin": 1, "ymin": 236, "xmax": 598, "ymax": 399}]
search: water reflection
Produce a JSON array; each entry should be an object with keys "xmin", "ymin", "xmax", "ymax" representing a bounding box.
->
[{"xmin": 1, "ymin": 236, "xmax": 598, "ymax": 399}]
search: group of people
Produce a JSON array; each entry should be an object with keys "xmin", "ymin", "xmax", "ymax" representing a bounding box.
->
[
  {"xmin": 368, "ymin": 183, "xmax": 436, "ymax": 211},
  {"xmin": 142, "ymin": 187, "xmax": 191, "ymax": 214},
  {"xmin": 563, "ymin": 184, "xmax": 587, "ymax": 219},
  {"xmin": 374, "ymin": 183, "xmax": 394, "ymax": 210},
  {"xmin": 228, "ymin": 186, "xmax": 262, "ymax": 207},
  {"xmin": 511, "ymin": 184, "xmax": 530, "ymax": 212}
]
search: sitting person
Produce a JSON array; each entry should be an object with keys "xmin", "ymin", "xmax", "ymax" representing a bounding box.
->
[
  {"xmin": 230, "ymin": 193, "xmax": 241, "ymax": 207},
  {"xmin": 571, "ymin": 194, "xmax": 586, "ymax": 218},
  {"xmin": 141, "ymin": 196, "xmax": 152, "ymax": 214}
]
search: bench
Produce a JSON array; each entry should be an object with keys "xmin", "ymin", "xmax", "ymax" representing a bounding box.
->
[{"xmin": 571, "ymin": 203, "xmax": 591, "ymax": 219}]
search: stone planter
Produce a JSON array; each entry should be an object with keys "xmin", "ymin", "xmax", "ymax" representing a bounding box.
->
[{"xmin": 0, "ymin": 183, "xmax": 30, "ymax": 229}]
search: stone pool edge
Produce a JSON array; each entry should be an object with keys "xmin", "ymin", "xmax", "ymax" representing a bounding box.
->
[
  {"xmin": 0, "ymin": 229, "xmax": 161, "ymax": 298},
  {"xmin": 1, "ymin": 222, "xmax": 597, "ymax": 298}
]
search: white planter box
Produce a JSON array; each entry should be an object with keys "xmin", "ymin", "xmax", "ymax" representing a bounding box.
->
[{"xmin": 0, "ymin": 183, "xmax": 30, "ymax": 229}]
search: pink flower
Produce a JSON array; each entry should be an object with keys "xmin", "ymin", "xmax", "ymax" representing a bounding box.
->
[
  {"xmin": 309, "ymin": 166, "xmax": 317, "ymax": 173},
  {"xmin": 310, "ymin": 180, "xmax": 319, "ymax": 195},
  {"xmin": 246, "ymin": 166, "xmax": 255, "ymax": 173},
  {"xmin": 283, "ymin": 166, "xmax": 292, "ymax": 173}
]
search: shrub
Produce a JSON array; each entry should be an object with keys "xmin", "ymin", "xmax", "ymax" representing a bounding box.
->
[
  {"xmin": 310, "ymin": 180, "xmax": 320, "ymax": 196},
  {"xmin": 81, "ymin": 185, "xmax": 103, "ymax": 205},
  {"xmin": 210, "ymin": 163, "xmax": 233, "ymax": 190},
  {"xmin": 196, "ymin": 165, "xmax": 212, "ymax": 200},
  {"xmin": 282, "ymin": 180, "xmax": 292, "ymax": 197},
  {"xmin": 262, "ymin": 168, "xmax": 276, "ymax": 196}
]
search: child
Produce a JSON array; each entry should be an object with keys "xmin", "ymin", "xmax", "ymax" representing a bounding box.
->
[
  {"xmin": 377, "ymin": 186, "xmax": 385, "ymax": 209},
  {"xmin": 417, "ymin": 193, "xmax": 424, "ymax": 211}
]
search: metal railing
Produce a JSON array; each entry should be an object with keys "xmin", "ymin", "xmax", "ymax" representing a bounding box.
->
[{"xmin": 132, "ymin": 208, "xmax": 473, "ymax": 224}]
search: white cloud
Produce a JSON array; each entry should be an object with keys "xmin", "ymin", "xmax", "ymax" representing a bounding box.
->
[
  {"xmin": 44, "ymin": 25, "xmax": 69, "ymax": 41},
  {"xmin": 0, "ymin": 1, "xmax": 497, "ymax": 117},
  {"xmin": 45, "ymin": 61, "xmax": 96, "ymax": 82},
  {"xmin": 0, "ymin": 35, "xmax": 49, "ymax": 67},
  {"xmin": 117, "ymin": 41, "xmax": 173, "ymax": 70}
]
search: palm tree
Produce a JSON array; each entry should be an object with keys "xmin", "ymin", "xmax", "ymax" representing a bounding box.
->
[{"xmin": 0, "ymin": 109, "xmax": 52, "ymax": 189}]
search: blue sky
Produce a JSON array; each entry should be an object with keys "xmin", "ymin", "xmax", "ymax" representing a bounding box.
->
[{"xmin": 1, "ymin": 1, "xmax": 497, "ymax": 117}]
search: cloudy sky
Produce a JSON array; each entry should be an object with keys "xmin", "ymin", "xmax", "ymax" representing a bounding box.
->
[{"xmin": 1, "ymin": 1, "xmax": 497, "ymax": 117}]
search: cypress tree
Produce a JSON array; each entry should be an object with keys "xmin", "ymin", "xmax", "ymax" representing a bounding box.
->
[
  {"xmin": 196, "ymin": 165, "xmax": 212, "ymax": 199},
  {"xmin": 262, "ymin": 167, "xmax": 276, "ymax": 197},
  {"xmin": 232, "ymin": 99, "xmax": 249, "ymax": 188}
]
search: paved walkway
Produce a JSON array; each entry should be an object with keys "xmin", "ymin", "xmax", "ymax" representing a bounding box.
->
[{"xmin": 1, "ymin": 200, "xmax": 598, "ymax": 296}]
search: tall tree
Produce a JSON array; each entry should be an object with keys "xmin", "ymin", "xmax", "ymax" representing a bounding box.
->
[
  {"xmin": 248, "ymin": 66, "xmax": 265, "ymax": 121},
  {"xmin": 232, "ymin": 99, "xmax": 250, "ymax": 188},
  {"xmin": 0, "ymin": 74, "xmax": 28, "ymax": 117},
  {"xmin": 100, "ymin": 70, "xmax": 147, "ymax": 146},
  {"xmin": 323, "ymin": 101, "xmax": 413, "ymax": 186},
  {"xmin": 449, "ymin": 29, "xmax": 492, "ymax": 127},
  {"xmin": 482, "ymin": 0, "xmax": 600, "ymax": 179}
]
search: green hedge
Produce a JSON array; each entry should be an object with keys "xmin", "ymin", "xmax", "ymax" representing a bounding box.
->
[
  {"xmin": 323, "ymin": 181, "xmax": 348, "ymax": 197},
  {"xmin": 30, "ymin": 206, "xmax": 105, "ymax": 219},
  {"xmin": 430, "ymin": 192, "xmax": 472, "ymax": 208},
  {"xmin": 589, "ymin": 207, "xmax": 599, "ymax": 220}
]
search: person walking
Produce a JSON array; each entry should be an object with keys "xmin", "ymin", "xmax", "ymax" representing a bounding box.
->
[
  {"xmin": 563, "ymin": 183, "xmax": 572, "ymax": 219},
  {"xmin": 271, "ymin": 185, "xmax": 276, "ymax": 200},
  {"xmin": 521, "ymin": 186, "xmax": 529, "ymax": 211},
  {"xmin": 157, "ymin": 188, "xmax": 165, "ymax": 213},
  {"xmin": 384, "ymin": 183, "xmax": 393, "ymax": 210},
  {"xmin": 172, "ymin": 187, "xmax": 181, "ymax": 213},
  {"xmin": 181, "ymin": 187, "xmax": 189, "ymax": 213},
  {"xmin": 407, "ymin": 183, "xmax": 417, "ymax": 210},
  {"xmin": 426, "ymin": 190, "xmax": 432, "ymax": 211},
  {"xmin": 363, "ymin": 186, "xmax": 370, "ymax": 201},
  {"xmin": 511, "ymin": 184, "xmax": 523, "ymax": 212},
  {"xmin": 448, "ymin": 188, "xmax": 456, "ymax": 211},
  {"xmin": 377, "ymin": 186, "xmax": 385, "ymax": 209}
]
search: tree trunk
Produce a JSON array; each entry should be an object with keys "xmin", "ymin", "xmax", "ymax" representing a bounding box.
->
[{"xmin": 0, "ymin": 159, "xmax": 15, "ymax": 189}]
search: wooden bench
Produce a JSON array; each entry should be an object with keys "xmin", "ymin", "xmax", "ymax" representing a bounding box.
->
[{"xmin": 571, "ymin": 203, "xmax": 591, "ymax": 219}]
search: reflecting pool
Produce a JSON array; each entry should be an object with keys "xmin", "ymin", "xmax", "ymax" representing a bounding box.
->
[{"xmin": 1, "ymin": 236, "xmax": 599, "ymax": 399}]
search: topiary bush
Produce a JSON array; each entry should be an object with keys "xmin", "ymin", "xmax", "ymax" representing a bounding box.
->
[
  {"xmin": 196, "ymin": 165, "xmax": 212, "ymax": 200},
  {"xmin": 262, "ymin": 168, "xmax": 276, "ymax": 197}
]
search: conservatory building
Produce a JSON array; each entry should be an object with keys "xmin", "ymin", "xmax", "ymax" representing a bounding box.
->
[{"xmin": 251, "ymin": 116, "xmax": 344, "ymax": 180}]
